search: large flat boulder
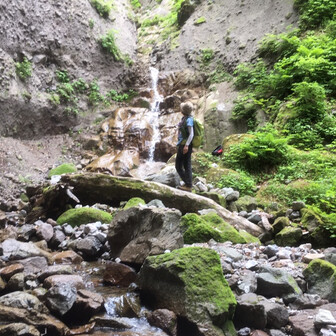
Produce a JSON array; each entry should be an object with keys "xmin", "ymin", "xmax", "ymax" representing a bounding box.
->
[{"xmin": 108, "ymin": 206, "xmax": 183, "ymax": 265}]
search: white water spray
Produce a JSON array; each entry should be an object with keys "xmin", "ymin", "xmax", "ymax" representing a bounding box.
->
[{"xmin": 148, "ymin": 67, "xmax": 163, "ymax": 162}]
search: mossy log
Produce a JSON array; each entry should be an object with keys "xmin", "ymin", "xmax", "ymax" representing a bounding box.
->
[{"xmin": 28, "ymin": 172, "xmax": 264, "ymax": 237}]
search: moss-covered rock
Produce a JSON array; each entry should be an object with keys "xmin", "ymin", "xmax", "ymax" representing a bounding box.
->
[
  {"xmin": 198, "ymin": 192, "xmax": 226, "ymax": 208},
  {"xmin": 48, "ymin": 163, "xmax": 77, "ymax": 177},
  {"xmin": 303, "ymin": 259, "xmax": 336, "ymax": 302},
  {"xmin": 181, "ymin": 212, "xmax": 246, "ymax": 244},
  {"xmin": 56, "ymin": 207, "xmax": 113, "ymax": 227},
  {"xmin": 300, "ymin": 207, "xmax": 333, "ymax": 247},
  {"xmin": 239, "ymin": 230, "xmax": 261, "ymax": 244},
  {"xmin": 275, "ymin": 227, "xmax": 303, "ymax": 247},
  {"xmin": 272, "ymin": 216, "xmax": 290, "ymax": 234},
  {"xmin": 137, "ymin": 247, "xmax": 236, "ymax": 334},
  {"xmin": 123, "ymin": 197, "xmax": 145, "ymax": 209},
  {"xmin": 235, "ymin": 195, "xmax": 258, "ymax": 212}
]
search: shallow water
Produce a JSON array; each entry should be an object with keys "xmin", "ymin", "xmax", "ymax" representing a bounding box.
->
[{"xmin": 79, "ymin": 261, "xmax": 169, "ymax": 336}]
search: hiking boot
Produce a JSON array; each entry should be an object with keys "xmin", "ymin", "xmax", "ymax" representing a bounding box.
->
[{"xmin": 178, "ymin": 185, "xmax": 192, "ymax": 192}]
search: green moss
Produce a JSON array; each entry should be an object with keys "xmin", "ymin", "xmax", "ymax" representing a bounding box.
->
[
  {"xmin": 56, "ymin": 207, "xmax": 113, "ymax": 227},
  {"xmin": 275, "ymin": 226, "xmax": 303, "ymax": 246},
  {"xmin": 303, "ymin": 259, "xmax": 336, "ymax": 301},
  {"xmin": 239, "ymin": 230, "xmax": 261, "ymax": 244},
  {"xmin": 48, "ymin": 163, "xmax": 77, "ymax": 177},
  {"xmin": 124, "ymin": 197, "xmax": 146, "ymax": 209},
  {"xmin": 145, "ymin": 247, "xmax": 237, "ymax": 320},
  {"xmin": 194, "ymin": 16, "xmax": 206, "ymax": 25},
  {"xmin": 181, "ymin": 213, "xmax": 246, "ymax": 244}
]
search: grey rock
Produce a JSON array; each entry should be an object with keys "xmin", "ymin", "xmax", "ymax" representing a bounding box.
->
[
  {"xmin": 263, "ymin": 245, "xmax": 279, "ymax": 258},
  {"xmin": 73, "ymin": 236, "xmax": 103, "ymax": 259},
  {"xmin": 50, "ymin": 230, "xmax": 66, "ymax": 249},
  {"xmin": 45, "ymin": 282, "xmax": 77, "ymax": 316},
  {"xmin": 7, "ymin": 272, "xmax": 25, "ymax": 291},
  {"xmin": 17, "ymin": 224, "xmax": 36, "ymax": 242},
  {"xmin": 36, "ymin": 222, "xmax": 54, "ymax": 242},
  {"xmin": 234, "ymin": 293, "xmax": 267, "ymax": 329},
  {"xmin": 0, "ymin": 291, "xmax": 47, "ymax": 313},
  {"xmin": 62, "ymin": 224, "xmax": 74, "ymax": 236},
  {"xmin": 0, "ymin": 323, "xmax": 40, "ymax": 336},
  {"xmin": 108, "ymin": 207, "xmax": 183, "ymax": 265},
  {"xmin": 257, "ymin": 266, "xmax": 302, "ymax": 298},
  {"xmin": 147, "ymin": 199, "xmax": 166, "ymax": 208},
  {"xmin": 292, "ymin": 201, "xmax": 305, "ymax": 211},
  {"xmin": 237, "ymin": 271, "xmax": 257, "ymax": 294},
  {"xmin": 1, "ymin": 239, "xmax": 51, "ymax": 260}
]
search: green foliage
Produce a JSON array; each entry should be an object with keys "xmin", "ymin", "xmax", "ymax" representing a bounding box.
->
[
  {"xmin": 200, "ymin": 48, "xmax": 214, "ymax": 66},
  {"xmin": 207, "ymin": 63, "xmax": 232, "ymax": 84},
  {"xmin": 217, "ymin": 171, "xmax": 256, "ymax": 196},
  {"xmin": 56, "ymin": 70, "xmax": 70, "ymax": 83},
  {"xmin": 57, "ymin": 83, "xmax": 76, "ymax": 103},
  {"xmin": 89, "ymin": 19, "xmax": 95, "ymax": 29},
  {"xmin": 88, "ymin": 80, "xmax": 105, "ymax": 105},
  {"xmin": 291, "ymin": 81, "xmax": 326, "ymax": 122},
  {"xmin": 130, "ymin": 0, "xmax": 141, "ymax": 9},
  {"xmin": 91, "ymin": 0, "xmax": 114, "ymax": 17},
  {"xmin": 232, "ymin": 93, "xmax": 259, "ymax": 131},
  {"xmin": 15, "ymin": 57, "xmax": 32, "ymax": 80},
  {"xmin": 258, "ymin": 31, "xmax": 300, "ymax": 60},
  {"xmin": 49, "ymin": 93, "xmax": 60, "ymax": 105},
  {"xmin": 223, "ymin": 130, "xmax": 290, "ymax": 172},
  {"xmin": 100, "ymin": 30, "xmax": 123, "ymax": 61},
  {"xmin": 48, "ymin": 163, "xmax": 77, "ymax": 177},
  {"xmin": 295, "ymin": 0, "xmax": 336, "ymax": 30}
]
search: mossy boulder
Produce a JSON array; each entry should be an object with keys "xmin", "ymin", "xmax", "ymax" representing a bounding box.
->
[
  {"xmin": 56, "ymin": 207, "xmax": 113, "ymax": 227},
  {"xmin": 48, "ymin": 163, "xmax": 77, "ymax": 177},
  {"xmin": 275, "ymin": 227, "xmax": 303, "ymax": 247},
  {"xmin": 181, "ymin": 212, "xmax": 246, "ymax": 244},
  {"xmin": 198, "ymin": 192, "xmax": 226, "ymax": 208},
  {"xmin": 301, "ymin": 207, "xmax": 333, "ymax": 247},
  {"xmin": 272, "ymin": 216, "xmax": 290, "ymax": 234},
  {"xmin": 123, "ymin": 197, "xmax": 145, "ymax": 210},
  {"xmin": 303, "ymin": 259, "xmax": 336, "ymax": 302},
  {"xmin": 137, "ymin": 247, "xmax": 236, "ymax": 334},
  {"xmin": 239, "ymin": 230, "xmax": 261, "ymax": 244},
  {"xmin": 235, "ymin": 195, "xmax": 258, "ymax": 212}
]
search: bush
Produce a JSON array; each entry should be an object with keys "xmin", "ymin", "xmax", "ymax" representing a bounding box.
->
[
  {"xmin": 91, "ymin": 0, "xmax": 113, "ymax": 17},
  {"xmin": 258, "ymin": 31, "xmax": 300, "ymax": 61},
  {"xmin": 295, "ymin": 0, "xmax": 336, "ymax": 29},
  {"xmin": 15, "ymin": 57, "xmax": 32, "ymax": 80},
  {"xmin": 100, "ymin": 30, "xmax": 123, "ymax": 61},
  {"xmin": 223, "ymin": 130, "xmax": 290, "ymax": 172},
  {"xmin": 217, "ymin": 171, "xmax": 256, "ymax": 196}
]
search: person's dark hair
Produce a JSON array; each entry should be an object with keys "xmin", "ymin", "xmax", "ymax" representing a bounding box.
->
[{"xmin": 180, "ymin": 102, "xmax": 194, "ymax": 116}]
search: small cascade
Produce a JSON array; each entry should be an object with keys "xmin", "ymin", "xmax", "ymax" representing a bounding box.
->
[{"xmin": 148, "ymin": 67, "xmax": 163, "ymax": 162}]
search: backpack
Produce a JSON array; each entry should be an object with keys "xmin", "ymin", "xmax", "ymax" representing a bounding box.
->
[
  {"xmin": 191, "ymin": 118, "xmax": 204, "ymax": 148},
  {"xmin": 182, "ymin": 117, "xmax": 204, "ymax": 148}
]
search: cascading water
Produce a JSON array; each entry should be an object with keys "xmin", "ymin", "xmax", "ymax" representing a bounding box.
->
[{"xmin": 148, "ymin": 67, "xmax": 163, "ymax": 162}]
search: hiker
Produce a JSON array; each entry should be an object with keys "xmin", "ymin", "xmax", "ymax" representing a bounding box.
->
[{"xmin": 175, "ymin": 101, "xmax": 194, "ymax": 192}]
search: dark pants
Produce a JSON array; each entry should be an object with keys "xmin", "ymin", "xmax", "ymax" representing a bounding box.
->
[{"xmin": 175, "ymin": 144, "xmax": 193, "ymax": 188}]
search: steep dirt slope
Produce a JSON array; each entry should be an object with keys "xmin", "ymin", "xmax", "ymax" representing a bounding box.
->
[
  {"xmin": 0, "ymin": 0, "xmax": 137, "ymax": 139},
  {"xmin": 151, "ymin": 0, "xmax": 298, "ymax": 72}
]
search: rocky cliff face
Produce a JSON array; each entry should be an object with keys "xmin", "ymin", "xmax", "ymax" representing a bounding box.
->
[
  {"xmin": 147, "ymin": 0, "xmax": 298, "ymax": 72},
  {"xmin": 0, "ymin": 0, "xmax": 137, "ymax": 139}
]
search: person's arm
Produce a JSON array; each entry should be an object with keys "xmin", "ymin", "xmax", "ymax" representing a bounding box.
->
[
  {"xmin": 185, "ymin": 126, "xmax": 194, "ymax": 146},
  {"xmin": 183, "ymin": 126, "xmax": 194, "ymax": 154}
]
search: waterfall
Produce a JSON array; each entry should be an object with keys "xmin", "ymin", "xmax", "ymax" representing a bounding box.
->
[{"xmin": 148, "ymin": 67, "xmax": 163, "ymax": 162}]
